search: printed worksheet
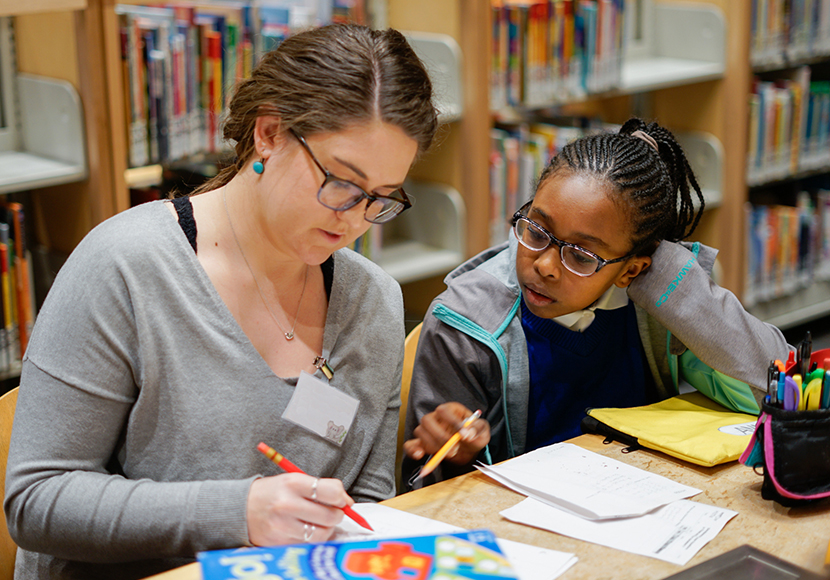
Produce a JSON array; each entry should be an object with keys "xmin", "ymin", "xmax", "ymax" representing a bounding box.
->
[
  {"xmin": 501, "ymin": 497, "xmax": 737, "ymax": 566},
  {"xmin": 335, "ymin": 503, "xmax": 579, "ymax": 580},
  {"xmin": 475, "ymin": 442, "xmax": 700, "ymax": 519}
]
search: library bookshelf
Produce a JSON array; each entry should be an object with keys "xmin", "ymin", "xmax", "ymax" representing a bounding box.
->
[
  {"xmin": 93, "ymin": 0, "xmax": 471, "ymax": 310},
  {"xmin": 388, "ymin": 0, "xmax": 748, "ymax": 311},
  {"xmin": 9, "ymin": 0, "xmax": 825, "ymax": 330},
  {"xmin": 740, "ymin": 0, "xmax": 830, "ymax": 330},
  {"xmin": 0, "ymin": 0, "xmax": 93, "ymax": 386}
]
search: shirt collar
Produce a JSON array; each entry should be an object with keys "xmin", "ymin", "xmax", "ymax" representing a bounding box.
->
[{"xmin": 552, "ymin": 284, "xmax": 629, "ymax": 332}]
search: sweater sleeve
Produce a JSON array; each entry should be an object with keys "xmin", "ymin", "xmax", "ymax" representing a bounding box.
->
[
  {"xmin": 626, "ymin": 241, "xmax": 791, "ymax": 396},
  {"xmin": 4, "ymin": 215, "xmax": 252, "ymax": 564},
  {"xmin": 6, "ymin": 361, "xmax": 254, "ymax": 562}
]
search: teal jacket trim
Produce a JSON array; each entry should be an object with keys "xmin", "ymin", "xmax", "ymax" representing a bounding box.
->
[
  {"xmin": 666, "ymin": 242, "xmax": 759, "ymax": 414},
  {"xmin": 432, "ymin": 297, "xmax": 522, "ymax": 460}
]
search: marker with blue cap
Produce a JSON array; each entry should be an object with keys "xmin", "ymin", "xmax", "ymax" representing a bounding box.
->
[
  {"xmin": 778, "ymin": 364, "xmax": 787, "ymax": 404},
  {"xmin": 823, "ymin": 363, "xmax": 830, "ymax": 409}
]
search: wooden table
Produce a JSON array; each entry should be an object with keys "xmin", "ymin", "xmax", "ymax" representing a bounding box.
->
[{"xmin": 147, "ymin": 434, "xmax": 830, "ymax": 579}]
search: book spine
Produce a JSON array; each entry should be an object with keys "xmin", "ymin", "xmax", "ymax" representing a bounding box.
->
[
  {"xmin": 7, "ymin": 204, "xmax": 32, "ymax": 356},
  {"xmin": 0, "ymin": 229, "xmax": 10, "ymax": 372}
]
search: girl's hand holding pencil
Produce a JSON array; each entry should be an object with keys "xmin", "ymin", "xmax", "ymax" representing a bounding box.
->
[{"xmin": 403, "ymin": 403, "xmax": 490, "ymax": 476}]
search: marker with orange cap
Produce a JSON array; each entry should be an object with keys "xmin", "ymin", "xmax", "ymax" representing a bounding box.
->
[{"xmin": 256, "ymin": 442, "xmax": 373, "ymax": 531}]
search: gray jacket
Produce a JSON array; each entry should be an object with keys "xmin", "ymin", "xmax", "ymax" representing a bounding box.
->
[{"xmin": 404, "ymin": 236, "xmax": 790, "ymax": 483}]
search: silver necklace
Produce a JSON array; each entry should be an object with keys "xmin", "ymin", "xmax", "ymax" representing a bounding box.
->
[{"xmin": 223, "ymin": 187, "xmax": 308, "ymax": 341}]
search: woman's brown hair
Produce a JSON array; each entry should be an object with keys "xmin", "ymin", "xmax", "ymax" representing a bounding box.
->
[{"xmin": 195, "ymin": 23, "xmax": 438, "ymax": 193}]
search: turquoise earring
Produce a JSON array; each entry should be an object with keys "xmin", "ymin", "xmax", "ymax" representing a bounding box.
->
[{"xmin": 253, "ymin": 158, "xmax": 265, "ymax": 175}]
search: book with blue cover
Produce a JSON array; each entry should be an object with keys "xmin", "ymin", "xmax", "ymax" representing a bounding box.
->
[{"xmin": 197, "ymin": 529, "xmax": 518, "ymax": 580}]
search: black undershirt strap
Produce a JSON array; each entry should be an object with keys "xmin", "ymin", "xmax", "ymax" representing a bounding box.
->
[
  {"xmin": 171, "ymin": 196, "xmax": 334, "ymax": 299},
  {"xmin": 172, "ymin": 196, "xmax": 198, "ymax": 253}
]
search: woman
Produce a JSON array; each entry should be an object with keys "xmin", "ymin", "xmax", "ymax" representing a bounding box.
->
[{"xmin": 5, "ymin": 23, "xmax": 437, "ymax": 578}]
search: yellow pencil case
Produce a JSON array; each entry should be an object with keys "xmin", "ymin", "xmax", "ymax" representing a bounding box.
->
[{"xmin": 582, "ymin": 392, "xmax": 758, "ymax": 467}]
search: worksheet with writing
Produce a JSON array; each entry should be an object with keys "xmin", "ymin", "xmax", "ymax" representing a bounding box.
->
[
  {"xmin": 501, "ymin": 497, "xmax": 737, "ymax": 566},
  {"xmin": 475, "ymin": 442, "xmax": 701, "ymax": 519}
]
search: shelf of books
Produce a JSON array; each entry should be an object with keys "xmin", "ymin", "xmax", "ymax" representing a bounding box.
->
[
  {"xmin": 489, "ymin": 1, "xmax": 725, "ymax": 113},
  {"xmin": 485, "ymin": 0, "xmax": 727, "ymax": 250},
  {"xmin": 113, "ymin": 1, "xmax": 467, "ymax": 283},
  {"xmin": 745, "ymin": 0, "xmax": 830, "ymax": 328},
  {"xmin": 0, "ymin": 202, "xmax": 36, "ymax": 380},
  {"xmin": 488, "ymin": 119, "xmax": 724, "ymax": 248},
  {"xmin": 113, "ymin": 1, "xmax": 462, "ymax": 167},
  {"xmin": 750, "ymin": 0, "xmax": 830, "ymax": 71}
]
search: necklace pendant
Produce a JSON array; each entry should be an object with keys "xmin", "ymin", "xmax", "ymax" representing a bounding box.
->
[{"xmin": 285, "ymin": 331, "xmax": 295, "ymax": 340}]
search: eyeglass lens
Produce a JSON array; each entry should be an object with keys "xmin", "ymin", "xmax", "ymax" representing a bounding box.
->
[
  {"xmin": 318, "ymin": 180, "xmax": 405, "ymax": 224},
  {"xmin": 514, "ymin": 218, "xmax": 599, "ymax": 276}
]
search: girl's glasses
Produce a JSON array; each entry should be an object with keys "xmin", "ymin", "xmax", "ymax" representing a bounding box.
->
[
  {"xmin": 511, "ymin": 202, "xmax": 634, "ymax": 277},
  {"xmin": 290, "ymin": 129, "xmax": 412, "ymax": 224}
]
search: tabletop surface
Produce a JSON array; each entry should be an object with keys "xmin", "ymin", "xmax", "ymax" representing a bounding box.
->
[{"xmin": 146, "ymin": 434, "xmax": 830, "ymax": 580}]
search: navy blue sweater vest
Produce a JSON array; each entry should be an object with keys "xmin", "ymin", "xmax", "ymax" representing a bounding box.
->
[{"xmin": 522, "ymin": 299, "xmax": 653, "ymax": 450}]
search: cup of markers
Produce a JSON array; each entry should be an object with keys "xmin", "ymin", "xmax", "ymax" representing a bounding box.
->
[{"xmin": 767, "ymin": 335, "xmax": 830, "ymax": 412}]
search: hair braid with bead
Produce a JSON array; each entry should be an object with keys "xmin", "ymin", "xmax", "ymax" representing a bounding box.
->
[{"xmin": 536, "ymin": 118, "xmax": 704, "ymax": 256}]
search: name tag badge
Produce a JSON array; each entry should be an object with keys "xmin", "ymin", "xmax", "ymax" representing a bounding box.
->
[{"xmin": 281, "ymin": 371, "xmax": 359, "ymax": 446}]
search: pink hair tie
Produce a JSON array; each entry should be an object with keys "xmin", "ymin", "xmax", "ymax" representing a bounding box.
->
[{"xmin": 631, "ymin": 130, "xmax": 659, "ymax": 153}]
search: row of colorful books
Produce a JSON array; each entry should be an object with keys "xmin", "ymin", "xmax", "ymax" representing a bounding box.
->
[
  {"xmin": 347, "ymin": 225, "xmax": 382, "ymax": 262},
  {"xmin": 117, "ymin": 1, "xmax": 371, "ymax": 169},
  {"xmin": 490, "ymin": 0, "xmax": 626, "ymax": 111},
  {"xmin": 747, "ymin": 67, "xmax": 830, "ymax": 187},
  {"xmin": 744, "ymin": 191, "xmax": 830, "ymax": 307},
  {"xmin": 489, "ymin": 119, "xmax": 612, "ymax": 246},
  {"xmin": 751, "ymin": 0, "xmax": 830, "ymax": 68},
  {"xmin": 0, "ymin": 203, "xmax": 35, "ymax": 377}
]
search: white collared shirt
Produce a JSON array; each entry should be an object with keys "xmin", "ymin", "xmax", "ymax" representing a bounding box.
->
[{"xmin": 551, "ymin": 284, "xmax": 629, "ymax": 332}]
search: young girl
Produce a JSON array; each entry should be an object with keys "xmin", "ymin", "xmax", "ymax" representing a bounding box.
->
[{"xmin": 402, "ymin": 118, "xmax": 790, "ymax": 486}]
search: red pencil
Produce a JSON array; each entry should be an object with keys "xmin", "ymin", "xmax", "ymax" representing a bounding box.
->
[{"xmin": 256, "ymin": 442, "xmax": 374, "ymax": 531}]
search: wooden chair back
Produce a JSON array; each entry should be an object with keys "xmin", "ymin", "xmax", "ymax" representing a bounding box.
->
[
  {"xmin": 0, "ymin": 386, "xmax": 19, "ymax": 579},
  {"xmin": 396, "ymin": 323, "xmax": 422, "ymax": 494}
]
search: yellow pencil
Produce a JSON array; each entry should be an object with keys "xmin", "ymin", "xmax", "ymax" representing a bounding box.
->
[
  {"xmin": 825, "ymin": 538, "xmax": 830, "ymax": 566},
  {"xmin": 416, "ymin": 409, "xmax": 482, "ymax": 482}
]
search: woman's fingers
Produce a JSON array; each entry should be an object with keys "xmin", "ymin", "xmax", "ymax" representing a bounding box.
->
[{"xmin": 246, "ymin": 473, "xmax": 349, "ymax": 546}]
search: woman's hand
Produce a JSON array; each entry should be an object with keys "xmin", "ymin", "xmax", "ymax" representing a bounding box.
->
[
  {"xmin": 246, "ymin": 473, "xmax": 352, "ymax": 546},
  {"xmin": 403, "ymin": 402, "xmax": 490, "ymax": 466}
]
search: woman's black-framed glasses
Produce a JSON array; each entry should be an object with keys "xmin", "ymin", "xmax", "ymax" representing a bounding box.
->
[
  {"xmin": 290, "ymin": 129, "xmax": 412, "ymax": 224},
  {"xmin": 511, "ymin": 202, "xmax": 634, "ymax": 277}
]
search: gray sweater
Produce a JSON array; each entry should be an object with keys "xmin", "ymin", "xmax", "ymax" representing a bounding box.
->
[{"xmin": 5, "ymin": 201, "xmax": 404, "ymax": 579}]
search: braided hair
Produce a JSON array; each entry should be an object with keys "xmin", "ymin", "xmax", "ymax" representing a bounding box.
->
[{"xmin": 537, "ymin": 118, "xmax": 704, "ymax": 255}]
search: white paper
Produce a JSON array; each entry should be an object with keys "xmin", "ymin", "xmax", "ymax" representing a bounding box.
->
[
  {"xmin": 333, "ymin": 503, "xmax": 578, "ymax": 580},
  {"xmin": 501, "ymin": 497, "xmax": 737, "ymax": 566},
  {"xmin": 476, "ymin": 443, "xmax": 700, "ymax": 519}
]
